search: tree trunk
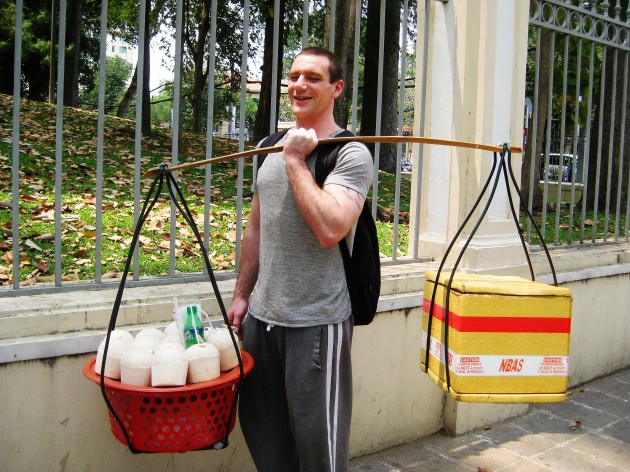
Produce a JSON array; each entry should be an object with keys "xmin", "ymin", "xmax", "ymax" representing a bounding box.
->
[
  {"xmin": 117, "ymin": 67, "xmax": 137, "ymax": 118},
  {"xmin": 522, "ymin": 28, "xmax": 552, "ymax": 212},
  {"xmin": 63, "ymin": 0, "xmax": 82, "ymax": 107},
  {"xmin": 360, "ymin": 0, "xmax": 400, "ymax": 173},
  {"xmin": 253, "ymin": 0, "xmax": 284, "ymax": 142},
  {"xmin": 329, "ymin": 0, "xmax": 356, "ymax": 129},
  {"xmin": 190, "ymin": 0, "xmax": 211, "ymax": 133},
  {"xmin": 116, "ymin": 0, "xmax": 168, "ymax": 120}
]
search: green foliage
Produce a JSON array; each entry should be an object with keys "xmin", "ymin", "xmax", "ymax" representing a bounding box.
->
[{"xmin": 80, "ymin": 56, "xmax": 132, "ymax": 112}]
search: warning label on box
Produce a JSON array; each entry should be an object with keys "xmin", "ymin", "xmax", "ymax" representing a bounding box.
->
[{"xmin": 421, "ymin": 331, "xmax": 568, "ymax": 377}]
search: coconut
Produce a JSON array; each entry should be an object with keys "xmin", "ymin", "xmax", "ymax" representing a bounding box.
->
[
  {"xmin": 160, "ymin": 333, "xmax": 183, "ymax": 347},
  {"xmin": 164, "ymin": 321, "xmax": 179, "ymax": 337},
  {"xmin": 131, "ymin": 327, "xmax": 165, "ymax": 352},
  {"xmin": 185, "ymin": 343, "xmax": 221, "ymax": 383},
  {"xmin": 206, "ymin": 327, "xmax": 240, "ymax": 371},
  {"xmin": 95, "ymin": 329, "xmax": 134, "ymax": 379},
  {"xmin": 120, "ymin": 348, "xmax": 153, "ymax": 387},
  {"xmin": 151, "ymin": 342, "xmax": 188, "ymax": 387}
]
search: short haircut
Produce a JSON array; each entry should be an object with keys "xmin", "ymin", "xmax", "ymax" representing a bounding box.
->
[{"xmin": 296, "ymin": 47, "xmax": 344, "ymax": 84}]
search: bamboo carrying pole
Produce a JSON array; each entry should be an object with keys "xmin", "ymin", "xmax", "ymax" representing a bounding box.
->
[{"xmin": 143, "ymin": 135, "xmax": 523, "ymax": 177}]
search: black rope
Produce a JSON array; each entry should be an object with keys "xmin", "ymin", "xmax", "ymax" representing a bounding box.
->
[
  {"xmin": 100, "ymin": 165, "xmax": 167, "ymax": 454},
  {"xmin": 424, "ymin": 153, "xmax": 498, "ymax": 373},
  {"xmin": 99, "ymin": 164, "xmax": 244, "ymax": 453},
  {"xmin": 424, "ymin": 147, "xmax": 560, "ymax": 396},
  {"xmin": 164, "ymin": 170, "xmax": 244, "ymax": 450}
]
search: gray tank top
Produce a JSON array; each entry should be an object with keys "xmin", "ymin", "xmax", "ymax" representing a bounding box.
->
[{"xmin": 249, "ymin": 134, "xmax": 373, "ymax": 327}]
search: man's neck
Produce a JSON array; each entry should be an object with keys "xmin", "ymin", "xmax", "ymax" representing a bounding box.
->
[{"xmin": 295, "ymin": 116, "xmax": 341, "ymax": 138}]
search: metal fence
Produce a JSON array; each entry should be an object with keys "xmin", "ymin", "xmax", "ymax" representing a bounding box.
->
[
  {"xmin": 2, "ymin": 0, "xmax": 422, "ymax": 295},
  {"xmin": 526, "ymin": 0, "xmax": 629, "ymax": 246}
]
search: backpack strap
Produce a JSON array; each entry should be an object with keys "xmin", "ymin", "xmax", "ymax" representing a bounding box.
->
[
  {"xmin": 313, "ymin": 129, "xmax": 357, "ymax": 187},
  {"xmin": 255, "ymin": 129, "xmax": 290, "ymax": 177}
]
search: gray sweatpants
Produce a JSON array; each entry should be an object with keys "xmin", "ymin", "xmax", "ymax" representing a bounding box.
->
[{"xmin": 238, "ymin": 314, "xmax": 353, "ymax": 472}]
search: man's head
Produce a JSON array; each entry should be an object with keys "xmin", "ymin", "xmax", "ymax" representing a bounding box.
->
[
  {"xmin": 296, "ymin": 47, "xmax": 344, "ymax": 84},
  {"xmin": 288, "ymin": 48, "xmax": 344, "ymax": 127}
]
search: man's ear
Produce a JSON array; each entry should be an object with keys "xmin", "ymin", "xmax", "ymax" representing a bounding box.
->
[{"xmin": 333, "ymin": 80, "xmax": 344, "ymax": 99}]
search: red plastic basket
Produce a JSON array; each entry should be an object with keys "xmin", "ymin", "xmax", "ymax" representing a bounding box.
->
[{"xmin": 83, "ymin": 351, "xmax": 254, "ymax": 453}]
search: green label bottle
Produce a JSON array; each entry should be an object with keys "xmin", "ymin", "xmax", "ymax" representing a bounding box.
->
[{"xmin": 183, "ymin": 305, "xmax": 204, "ymax": 348}]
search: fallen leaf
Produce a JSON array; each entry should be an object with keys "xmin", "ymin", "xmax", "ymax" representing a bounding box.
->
[
  {"xmin": 25, "ymin": 239, "xmax": 43, "ymax": 251},
  {"xmin": 73, "ymin": 249, "xmax": 89, "ymax": 256},
  {"xmin": 102, "ymin": 270, "xmax": 118, "ymax": 279},
  {"xmin": 571, "ymin": 420, "xmax": 582, "ymax": 430},
  {"xmin": 478, "ymin": 467, "xmax": 495, "ymax": 472},
  {"xmin": 35, "ymin": 262, "xmax": 49, "ymax": 273},
  {"xmin": 482, "ymin": 425, "xmax": 492, "ymax": 431}
]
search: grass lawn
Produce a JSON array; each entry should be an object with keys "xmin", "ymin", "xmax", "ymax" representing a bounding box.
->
[{"xmin": 0, "ymin": 94, "xmax": 410, "ymax": 285}]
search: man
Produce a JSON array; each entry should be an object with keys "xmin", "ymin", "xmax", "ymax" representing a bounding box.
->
[{"xmin": 227, "ymin": 47, "xmax": 373, "ymax": 472}]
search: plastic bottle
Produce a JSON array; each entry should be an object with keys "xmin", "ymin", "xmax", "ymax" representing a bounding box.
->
[{"xmin": 183, "ymin": 305, "xmax": 204, "ymax": 348}]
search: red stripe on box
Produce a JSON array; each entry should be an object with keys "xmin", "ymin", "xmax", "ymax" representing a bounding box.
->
[{"xmin": 423, "ymin": 299, "xmax": 571, "ymax": 334}]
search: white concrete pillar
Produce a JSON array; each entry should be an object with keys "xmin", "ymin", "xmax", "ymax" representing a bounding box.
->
[
  {"xmin": 410, "ymin": 0, "xmax": 530, "ymax": 274},
  {"xmin": 410, "ymin": 0, "xmax": 532, "ymax": 436}
]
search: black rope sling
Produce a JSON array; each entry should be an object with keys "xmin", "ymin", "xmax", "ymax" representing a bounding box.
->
[
  {"xmin": 99, "ymin": 164, "xmax": 244, "ymax": 453},
  {"xmin": 423, "ymin": 146, "xmax": 558, "ymax": 395}
]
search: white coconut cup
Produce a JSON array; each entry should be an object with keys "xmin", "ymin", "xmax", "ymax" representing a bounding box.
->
[
  {"xmin": 161, "ymin": 333, "xmax": 183, "ymax": 346},
  {"xmin": 186, "ymin": 343, "xmax": 220, "ymax": 383},
  {"xmin": 151, "ymin": 343, "xmax": 188, "ymax": 387},
  {"xmin": 120, "ymin": 348, "xmax": 153, "ymax": 387},
  {"xmin": 164, "ymin": 321, "xmax": 179, "ymax": 338},
  {"xmin": 95, "ymin": 329, "xmax": 134, "ymax": 379},
  {"xmin": 206, "ymin": 327, "xmax": 240, "ymax": 372},
  {"xmin": 131, "ymin": 328, "xmax": 165, "ymax": 353}
]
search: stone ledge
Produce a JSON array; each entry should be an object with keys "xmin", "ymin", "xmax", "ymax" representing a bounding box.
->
[{"xmin": 1, "ymin": 243, "xmax": 629, "ymax": 364}]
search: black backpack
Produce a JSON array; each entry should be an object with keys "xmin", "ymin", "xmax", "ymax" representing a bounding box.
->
[{"xmin": 256, "ymin": 129, "xmax": 380, "ymax": 326}]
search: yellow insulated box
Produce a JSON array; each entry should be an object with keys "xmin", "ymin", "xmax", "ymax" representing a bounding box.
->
[{"xmin": 420, "ymin": 271, "xmax": 572, "ymax": 403}]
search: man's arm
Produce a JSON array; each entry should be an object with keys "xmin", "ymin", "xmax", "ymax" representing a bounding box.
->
[
  {"xmin": 283, "ymin": 128, "xmax": 365, "ymax": 248},
  {"xmin": 227, "ymin": 193, "xmax": 261, "ymax": 333}
]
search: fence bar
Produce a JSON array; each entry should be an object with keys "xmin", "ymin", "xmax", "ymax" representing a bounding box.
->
[
  {"xmin": 135, "ymin": 0, "xmax": 148, "ymax": 279},
  {"xmin": 302, "ymin": 0, "xmax": 309, "ymax": 49},
  {"xmin": 579, "ymin": 42, "xmax": 596, "ymax": 243},
  {"xmin": 329, "ymin": 0, "xmax": 336, "ymax": 51},
  {"xmin": 54, "ymin": 0, "xmax": 68, "ymax": 286},
  {"xmin": 10, "ymin": 0, "xmax": 23, "ymax": 289},
  {"xmin": 540, "ymin": 31, "xmax": 556, "ymax": 241},
  {"xmin": 269, "ymin": 0, "xmax": 281, "ymax": 133},
  {"xmin": 615, "ymin": 49, "xmax": 627, "ymax": 240},
  {"xmin": 95, "ymin": 0, "xmax": 109, "ymax": 283},
  {"xmin": 592, "ymin": 46, "xmax": 607, "ymax": 242},
  {"xmin": 392, "ymin": 0, "xmax": 409, "ymax": 261},
  {"xmin": 567, "ymin": 36, "xmax": 583, "ymax": 245},
  {"xmin": 526, "ymin": 27, "xmax": 542, "ymax": 243},
  {"xmin": 169, "ymin": 0, "xmax": 184, "ymax": 276},
  {"xmin": 603, "ymin": 49, "xmax": 618, "ymax": 242},
  {"xmin": 350, "ymin": 0, "xmax": 362, "ymax": 133},
  {"xmin": 623, "ymin": 51, "xmax": 630, "ymax": 242},
  {"xmin": 203, "ymin": 0, "xmax": 219, "ymax": 270},
  {"xmin": 371, "ymin": 0, "xmax": 386, "ymax": 220},
  {"xmin": 553, "ymin": 34, "xmax": 570, "ymax": 245},
  {"xmin": 235, "ymin": 0, "xmax": 251, "ymax": 268}
]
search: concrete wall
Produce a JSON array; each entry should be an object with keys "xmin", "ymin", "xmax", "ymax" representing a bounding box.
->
[{"xmin": 1, "ymin": 244, "xmax": 629, "ymax": 471}]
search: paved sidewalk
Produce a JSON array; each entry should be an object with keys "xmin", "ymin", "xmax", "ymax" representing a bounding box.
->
[{"xmin": 349, "ymin": 368, "xmax": 630, "ymax": 472}]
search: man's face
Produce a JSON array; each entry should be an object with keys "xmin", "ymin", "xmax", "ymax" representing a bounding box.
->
[{"xmin": 288, "ymin": 54, "xmax": 343, "ymax": 122}]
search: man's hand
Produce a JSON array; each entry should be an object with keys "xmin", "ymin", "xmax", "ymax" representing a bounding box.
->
[
  {"xmin": 283, "ymin": 128, "xmax": 318, "ymax": 163},
  {"xmin": 227, "ymin": 296, "xmax": 249, "ymax": 338}
]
